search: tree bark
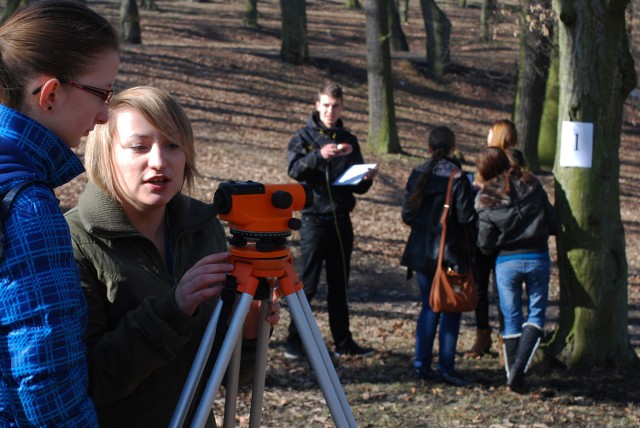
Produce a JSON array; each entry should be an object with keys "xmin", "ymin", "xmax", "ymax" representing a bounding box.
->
[
  {"xmin": 513, "ymin": 0, "xmax": 553, "ymax": 173},
  {"xmin": 547, "ymin": 0, "xmax": 639, "ymax": 370},
  {"xmin": 364, "ymin": 0, "xmax": 401, "ymax": 154},
  {"xmin": 280, "ymin": 0, "xmax": 308, "ymax": 64},
  {"xmin": 120, "ymin": 0, "xmax": 142, "ymax": 45},
  {"xmin": 537, "ymin": 29, "xmax": 559, "ymax": 170},
  {"xmin": 388, "ymin": 0, "xmax": 409, "ymax": 51},
  {"xmin": 419, "ymin": 0, "xmax": 451, "ymax": 75},
  {"xmin": 1, "ymin": 0, "xmax": 22, "ymax": 25},
  {"xmin": 479, "ymin": 0, "xmax": 497, "ymax": 42},
  {"xmin": 244, "ymin": 0, "xmax": 258, "ymax": 28}
]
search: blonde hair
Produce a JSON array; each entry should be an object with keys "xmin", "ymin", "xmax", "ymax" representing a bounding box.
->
[
  {"xmin": 488, "ymin": 119, "xmax": 518, "ymax": 150},
  {"xmin": 85, "ymin": 86, "xmax": 200, "ymax": 202}
]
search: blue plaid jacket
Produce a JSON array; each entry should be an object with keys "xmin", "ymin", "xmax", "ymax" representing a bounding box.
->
[{"xmin": 0, "ymin": 104, "xmax": 97, "ymax": 427}]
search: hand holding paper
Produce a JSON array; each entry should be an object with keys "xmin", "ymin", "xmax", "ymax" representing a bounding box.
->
[{"xmin": 333, "ymin": 164, "xmax": 379, "ymax": 186}]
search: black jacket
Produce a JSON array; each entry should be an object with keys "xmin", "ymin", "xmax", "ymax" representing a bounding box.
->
[
  {"xmin": 476, "ymin": 174, "xmax": 561, "ymax": 257},
  {"xmin": 287, "ymin": 112, "xmax": 372, "ymax": 216},
  {"xmin": 400, "ymin": 158, "xmax": 476, "ymax": 275}
]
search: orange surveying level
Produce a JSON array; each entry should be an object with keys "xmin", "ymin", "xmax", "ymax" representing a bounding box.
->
[{"xmin": 170, "ymin": 181, "xmax": 357, "ymax": 428}]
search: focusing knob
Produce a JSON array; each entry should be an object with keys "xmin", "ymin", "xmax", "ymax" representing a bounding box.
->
[
  {"xmin": 271, "ymin": 190, "xmax": 293, "ymax": 209},
  {"xmin": 288, "ymin": 218, "xmax": 302, "ymax": 230},
  {"xmin": 213, "ymin": 188, "xmax": 232, "ymax": 214}
]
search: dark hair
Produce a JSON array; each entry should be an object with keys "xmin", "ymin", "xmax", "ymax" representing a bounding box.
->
[
  {"xmin": 0, "ymin": 0, "xmax": 120, "ymax": 109},
  {"xmin": 476, "ymin": 147, "xmax": 510, "ymax": 182},
  {"xmin": 318, "ymin": 81, "xmax": 343, "ymax": 102},
  {"xmin": 408, "ymin": 126, "xmax": 456, "ymax": 207}
]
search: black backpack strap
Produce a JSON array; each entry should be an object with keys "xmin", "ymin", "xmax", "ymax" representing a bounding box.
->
[{"xmin": 1, "ymin": 180, "xmax": 47, "ymax": 260}]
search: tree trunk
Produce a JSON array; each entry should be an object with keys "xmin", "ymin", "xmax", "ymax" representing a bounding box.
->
[
  {"xmin": 139, "ymin": 0, "xmax": 159, "ymax": 11},
  {"xmin": 244, "ymin": 0, "xmax": 258, "ymax": 28},
  {"xmin": 388, "ymin": 0, "xmax": 409, "ymax": 51},
  {"xmin": 120, "ymin": 0, "xmax": 142, "ymax": 44},
  {"xmin": 547, "ymin": 0, "xmax": 639, "ymax": 370},
  {"xmin": 280, "ymin": 0, "xmax": 308, "ymax": 64},
  {"xmin": 1, "ymin": 0, "xmax": 22, "ymax": 25},
  {"xmin": 364, "ymin": 0, "xmax": 401, "ymax": 154},
  {"xmin": 513, "ymin": 0, "xmax": 553, "ymax": 173},
  {"xmin": 419, "ymin": 0, "xmax": 451, "ymax": 76},
  {"xmin": 479, "ymin": 0, "xmax": 497, "ymax": 42},
  {"xmin": 537, "ymin": 29, "xmax": 559, "ymax": 170},
  {"xmin": 400, "ymin": 0, "xmax": 410, "ymax": 23}
]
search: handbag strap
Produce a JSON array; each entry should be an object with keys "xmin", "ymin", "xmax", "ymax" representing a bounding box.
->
[{"xmin": 436, "ymin": 169, "xmax": 459, "ymax": 270}]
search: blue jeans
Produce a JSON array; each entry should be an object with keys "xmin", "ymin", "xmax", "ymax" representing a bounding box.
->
[
  {"xmin": 495, "ymin": 253, "xmax": 550, "ymax": 337},
  {"xmin": 414, "ymin": 272, "xmax": 461, "ymax": 374}
]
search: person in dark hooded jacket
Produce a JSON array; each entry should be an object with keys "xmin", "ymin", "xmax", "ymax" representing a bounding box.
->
[
  {"xmin": 284, "ymin": 81, "xmax": 377, "ymax": 359},
  {"xmin": 400, "ymin": 126, "xmax": 476, "ymax": 387},
  {"xmin": 475, "ymin": 147, "xmax": 560, "ymax": 392}
]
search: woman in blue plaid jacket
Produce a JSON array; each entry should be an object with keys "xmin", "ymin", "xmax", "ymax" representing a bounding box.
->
[{"xmin": 0, "ymin": 2, "xmax": 119, "ymax": 426}]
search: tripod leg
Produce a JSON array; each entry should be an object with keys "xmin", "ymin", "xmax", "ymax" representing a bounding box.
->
[
  {"xmin": 285, "ymin": 292, "xmax": 356, "ymax": 428},
  {"xmin": 248, "ymin": 296, "xmax": 271, "ymax": 428},
  {"xmin": 191, "ymin": 292, "xmax": 254, "ymax": 428},
  {"xmin": 222, "ymin": 328, "xmax": 242, "ymax": 428},
  {"xmin": 296, "ymin": 289, "xmax": 357, "ymax": 428},
  {"xmin": 169, "ymin": 299, "xmax": 224, "ymax": 428}
]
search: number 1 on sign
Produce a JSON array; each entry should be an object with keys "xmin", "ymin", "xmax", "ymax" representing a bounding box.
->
[{"xmin": 560, "ymin": 121, "xmax": 593, "ymax": 168}]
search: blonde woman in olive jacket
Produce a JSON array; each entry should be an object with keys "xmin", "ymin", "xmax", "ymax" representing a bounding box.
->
[{"xmin": 65, "ymin": 87, "xmax": 280, "ymax": 427}]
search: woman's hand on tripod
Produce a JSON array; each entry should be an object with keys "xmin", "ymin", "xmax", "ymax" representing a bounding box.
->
[
  {"xmin": 175, "ymin": 252, "xmax": 234, "ymax": 316},
  {"xmin": 243, "ymin": 300, "xmax": 281, "ymax": 340}
]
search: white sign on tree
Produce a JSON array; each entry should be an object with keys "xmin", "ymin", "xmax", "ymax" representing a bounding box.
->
[{"xmin": 559, "ymin": 121, "xmax": 594, "ymax": 168}]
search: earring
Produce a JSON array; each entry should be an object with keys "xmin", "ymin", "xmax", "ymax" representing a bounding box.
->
[{"xmin": 47, "ymin": 106, "xmax": 52, "ymax": 111}]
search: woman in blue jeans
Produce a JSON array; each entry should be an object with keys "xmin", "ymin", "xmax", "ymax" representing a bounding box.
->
[
  {"xmin": 400, "ymin": 126, "xmax": 476, "ymax": 387},
  {"xmin": 475, "ymin": 147, "xmax": 560, "ymax": 392}
]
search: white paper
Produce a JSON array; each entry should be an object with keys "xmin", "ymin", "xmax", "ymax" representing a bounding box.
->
[
  {"xmin": 560, "ymin": 121, "xmax": 593, "ymax": 168},
  {"xmin": 333, "ymin": 163, "xmax": 378, "ymax": 186}
]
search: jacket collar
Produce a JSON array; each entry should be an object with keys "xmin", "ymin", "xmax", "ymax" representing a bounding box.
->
[
  {"xmin": 0, "ymin": 104, "xmax": 84, "ymax": 189},
  {"xmin": 309, "ymin": 111, "xmax": 345, "ymax": 133},
  {"xmin": 77, "ymin": 181, "xmax": 216, "ymax": 238}
]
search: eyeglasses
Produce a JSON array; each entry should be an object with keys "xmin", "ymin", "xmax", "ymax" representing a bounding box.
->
[{"xmin": 31, "ymin": 78, "xmax": 114, "ymax": 103}]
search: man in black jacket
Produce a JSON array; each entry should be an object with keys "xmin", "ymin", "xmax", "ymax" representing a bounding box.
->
[{"xmin": 285, "ymin": 81, "xmax": 377, "ymax": 359}]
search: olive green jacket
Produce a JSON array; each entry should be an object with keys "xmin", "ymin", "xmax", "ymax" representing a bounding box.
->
[{"xmin": 66, "ymin": 182, "xmax": 255, "ymax": 428}]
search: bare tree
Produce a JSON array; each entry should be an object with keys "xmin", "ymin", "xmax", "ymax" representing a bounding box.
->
[
  {"xmin": 244, "ymin": 0, "xmax": 258, "ymax": 28},
  {"xmin": 388, "ymin": 0, "xmax": 409, "ymax": 51},
  {"xmin": 547, "ymin": 0, "xmax": 639, "ymax": 370},
  {"xmin": 280, "ymin": 0, "xmax": 308, "ymax": 64},
  {"xmin": 537, "ymin": 26, "xmax": 559, "ymax": 170},
  {"xmin": 419, "ymin": 0, "xmax": 451, "ymax": 75},
  {"xmin": 120, "ymin": 0, "xmax": 142, "ymax": 44},
  {"xmin": 479, "ymin": 0, "xmax": 497, "ymax": 42},
  {"xmin": 364, "ymin": 0, "xmax": 401, "ymax": 154},
  {"xmin": 346, "ymin": 0, "xmax": 362, "ymax": 9},
  {"xmin": 513, "ymin": 0, "xmax": 553, "ymax": 172},
  {"xmin": 1, "ymin": 0, "xmax": 22, "ymax": 25}
]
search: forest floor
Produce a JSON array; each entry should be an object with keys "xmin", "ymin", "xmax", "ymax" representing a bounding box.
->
[{"xmin": 50, "ymin": 0, "xmax": 640, "ymax": 426}]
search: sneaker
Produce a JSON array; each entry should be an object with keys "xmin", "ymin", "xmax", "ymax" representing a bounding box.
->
[
  {"xmin": 333, "ymin": 339, "xmax": 375, "ymax": 357},
  {"xmin": 437, "ymin": 370, "xmax": 473, "ymax": 387},
  {"xmin": 283, "ymin": 341, "xmax": 305, "ymax": 360}
]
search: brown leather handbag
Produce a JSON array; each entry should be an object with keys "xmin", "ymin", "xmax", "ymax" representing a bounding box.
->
[{"xmin": 429, "ymin": 170, "xmax": 477, "ymax": 313}]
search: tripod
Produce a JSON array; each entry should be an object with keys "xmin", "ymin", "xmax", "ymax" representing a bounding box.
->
[{"xmin": 169, "ymin": 243, "xmax": 358, "ymax": 428}]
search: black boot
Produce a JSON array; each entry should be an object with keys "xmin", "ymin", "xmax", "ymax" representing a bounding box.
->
[
  {"xmin": 502, "ymin": 336, "xmax": 519, "ymax": 381},
  {"xmin": 507, "ymin": 325, "xmax": 543, "ymax": 392}
]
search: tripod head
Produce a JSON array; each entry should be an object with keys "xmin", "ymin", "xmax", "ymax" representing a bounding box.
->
[{"xmin": 213, "ymin": 180, "xmax": 313, "ymax": 252}]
